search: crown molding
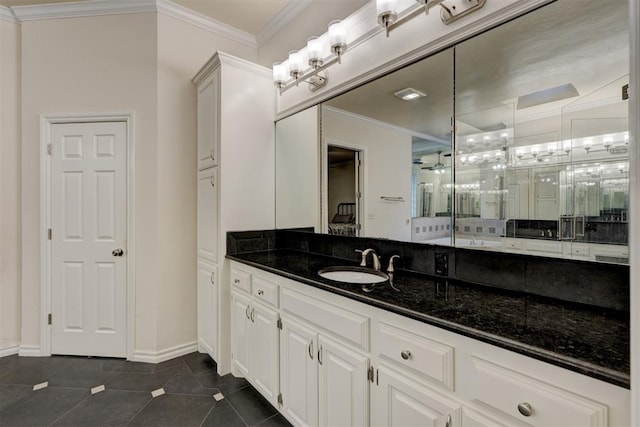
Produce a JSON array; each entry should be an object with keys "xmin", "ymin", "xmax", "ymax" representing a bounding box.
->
[
  {"xmin": 157, "ymin": 0, "xmax": 256, "ymax": 48},
  {"xmin": 11, "ymin": 0, "xmax": 157, "ymax": 21},
  {"xmin": 256, "ymin": 0, "xmax": 313, "ymax": 47},
  {"xmin": 0, "ymin": 6, "xmax": 19, "ymax": 23},
  {"xmin": 7, "ymin": 0, "xmax": 259, "ymax": 49}
]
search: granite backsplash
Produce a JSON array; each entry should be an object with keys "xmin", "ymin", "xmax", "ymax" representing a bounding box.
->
[{"xmin": 227, "ymin": 228, "xmax": 629, "ymax": 312}]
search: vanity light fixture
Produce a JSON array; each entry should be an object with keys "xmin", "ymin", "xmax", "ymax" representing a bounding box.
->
[
  {"xmin": 272, "ymin": 20, "xmax": 348, "ymax": 95},
  {"xmin": 394, "ymin": 87, "xmax": 426, "ymax": 101},
  {"xmin": 377, "ymin": 0, "xmax": 486, "ymax": 36}
]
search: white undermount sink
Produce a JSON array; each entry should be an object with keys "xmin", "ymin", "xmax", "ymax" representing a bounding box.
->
[{"xmin": 318, "ymin": 266, "xmax": 389, "ymax": 284}]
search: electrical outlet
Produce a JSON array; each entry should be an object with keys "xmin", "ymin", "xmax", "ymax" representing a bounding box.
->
[{"xmin": 435, "ymin": 252, "xmax": 448, "ymax": 276}]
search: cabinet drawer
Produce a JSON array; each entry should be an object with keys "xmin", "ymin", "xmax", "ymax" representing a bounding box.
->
[
  {"xmin": 281, "ymin": 288, "xmax": 369, "ymax": 350},
  {"xmin": 252, "ymin": 276, "xmax": 279, "ymax": 307},
  {"xmin": 377, "ymin": 321, "xmax": 454, "ymax": 390},
  {"xmin": 231, "ymin": 268, "xmax": 251, "ymax": 294},
  {"xmin": 469, "ymin": 356, "xmax": 607, "ymax": 426}
]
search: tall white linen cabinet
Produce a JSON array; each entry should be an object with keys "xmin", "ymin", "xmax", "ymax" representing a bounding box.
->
[{"xmin": 192, "ymin": 52, "xmax": 275, "ymax": 374}]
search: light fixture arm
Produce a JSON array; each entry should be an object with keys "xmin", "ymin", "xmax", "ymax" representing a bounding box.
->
[
  {"xmin": 381, "ymin": 0, "xmax": 485, "ymax": 36},
  {"xmin": 278, "ymin": 56, "xmax": 338, "ymax": 94}
]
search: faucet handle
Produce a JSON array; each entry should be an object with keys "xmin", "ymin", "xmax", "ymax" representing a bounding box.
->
[
  {"xmin": 355, "ymin": 249, "xmax": 366, "ymax": 266},
  {"xmin": 387, "ymin": 255, "xmax": 400, "ymax": 273}
]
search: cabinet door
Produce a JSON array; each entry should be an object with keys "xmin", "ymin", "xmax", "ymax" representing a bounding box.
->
[
  {"xmin": 231, "ymin": 291, "xmax": 251, "ymax": 378},
  {"xmin": 197, "ymin": 168, "xmax": 217, "ymax": 262},
  {"xmin": 280, "ymin": 317, "xmax": 318, "ymax": 427},
  {"xmin": 318, "ymin": 336, "xmax": 369, "ymax": 427},
  {"xmin": 197, "ymin": 70, "xmax": 218, "ymax": 170},
  {"xmin": 250, "ymin": 300, "xmax": 280, "ymax": 406},
  {"xmin": 197, "ymin": 261, "xmax": 217, "ymax": 358},
  {"xmin": 372, "ymin": 365, "xmax": 461, "ymax": 427}
]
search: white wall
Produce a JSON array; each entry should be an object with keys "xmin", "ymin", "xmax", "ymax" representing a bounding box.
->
[
  {"xmin": 0, "ymin": 18, "xmax": 21, "ymax": 356},
  {"xmin": 18, "ymin": 10, "xmax": 259, "ymax": 358},
  {"xmin": 155, "ymin": 13, "xmax": 257, "ymax": 353},
  {"xmin": 275, "ymin": 106, "xmax": 319, "ymax": 230},
  {"xmin": 322, "ymin": 107, "xmax": 412, "ymax": 241},
  {"xmin": 20, "ymin": 12, "xmax": 160, "ymax": 354}
]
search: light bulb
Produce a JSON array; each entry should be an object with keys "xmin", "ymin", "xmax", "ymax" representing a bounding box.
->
[
  {"xmin": 328, "ymin": 20, "xmax": 347, "ymax": 56},
  {"xmin": 272, "ymin": 62, "xmax": 288, "ymax": 87},
  {"xmin": 306, "ymin": 37, "xmax": 324, "ymax": 68},
  {"xmin": 376, "ymin": 0, "xmax": 398, "ymax": 27},
  {"xmin": 288, "ymin": 50, "xmax": 304, "ymax": 79}
]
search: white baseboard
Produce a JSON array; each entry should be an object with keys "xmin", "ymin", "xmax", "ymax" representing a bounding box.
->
[
  {"xmin": 132, "ymin": 341, "xmax": 198, "ymax": 364},
  {"xmin": 18, "ymin": 345, "xmax": 42, "ymax": 357},
  {"xmin": 0, "ymin": 344, "xmax": 20, "ymax": 357}
]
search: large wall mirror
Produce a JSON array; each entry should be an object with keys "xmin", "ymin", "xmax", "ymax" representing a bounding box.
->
[{"xmin": 275, "ymin": 0, "xmax": 630, "ymax": 264}]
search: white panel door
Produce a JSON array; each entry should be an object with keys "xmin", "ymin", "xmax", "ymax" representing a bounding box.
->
[
  {"xmin": 231, "ymin": 291, "xmax": 251, "ymax": 378},
  {"xmin": 51, "ymin": 121, "xmax": 127, "ymax": 357},
  {"xmin": 372, "ymin": 365, "xmax": 461, "ymax": 427},
  {"xmin": 197, "ymin": 260, "xmax": 217, "ymax": 358},
  {"xmin": 250, "ymin": 300, "xmax": 280, "ymax": 406},
  {"xmin": 197, "ymin": 168, "xmax": 218, "ymax": 262},
  {"xmin": 280, "ymin": 317, "xmax": 319, "ymax": 427},
  {"xmin": 318, "ymin": 336, "xmax": 369, "ymax": 427},
  {"xmin": 197, "ymin": 70, "xmax": 219, "ymax": 170}
]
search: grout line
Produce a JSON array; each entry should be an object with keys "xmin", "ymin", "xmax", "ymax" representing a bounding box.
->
[
  {"xmin": 222, "ymin": 397, "xmax": 251, "ymax": 427},
  {"xmin": 46, "ymin": 392, "xmax": 92, "ymax": 426}
]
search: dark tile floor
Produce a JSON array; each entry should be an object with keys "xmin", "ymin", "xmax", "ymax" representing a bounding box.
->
[{"xmin": 0, "ymin": 352, "xmax": 292, "ymax": 427}]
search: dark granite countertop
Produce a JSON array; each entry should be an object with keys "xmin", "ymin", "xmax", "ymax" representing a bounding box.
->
[{"xmin": 227, "ymin": 249, "xmax": 629, "ymax": 388}]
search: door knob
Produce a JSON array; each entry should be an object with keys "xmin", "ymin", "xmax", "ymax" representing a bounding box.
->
[{"xmin": 112, "ymin": 248, "xmax": 124, "ymax": 257}]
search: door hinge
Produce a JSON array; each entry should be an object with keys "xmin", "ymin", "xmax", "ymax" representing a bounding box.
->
[
  {"xmin": 48, "ymin": 229, "xmax": 52, "ymax": 240},
  {"xmin": 47, "ymin": 144, "xmax": 52, "ymax": 155},
  {"xmin": 356, "ymin": 223, "xmax": 362, "ymax": 231},
  {"xmin": 622, "ymin": 84, "xmax": 629, "ymax": 100},
  {"xmin": 356, "ymin": 191, "xmax": 361, "ymax": 199},
  {"xmin": 277, "ymin": 318, "xmax": 282, "ymax": 330},
  {"xmin": 367, "ymin": 366, "xmax": 374, "ymax": 383},
  {"xmin": 277, "ymin": 393, "xmax": 283, "ymax": 405},
  {"xmin": 48, "ymin": 313, "xmax": 52, "ymax": 325}
]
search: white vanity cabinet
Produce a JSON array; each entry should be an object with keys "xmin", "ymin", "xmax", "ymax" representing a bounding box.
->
[
  {"xmin": 279, "ymin": 315, "xmax": 370, "ymax": 427},
  {"xmin": 193, "ymin": 52, "xmax": 274, "ymax": 371},
  {"xmin": 228, "ymin": 261, "xmax": 630, "ymax": 427},
  {"xmin": 231, "ymin": 268, "xmax": 280, "ymax": 406},
  {"xmin": 197, "ymin": 260, "xmax": 217, "ymax": 356},
  {"xmin": 372, "ymin": 365, "xmax": 461, "ymax": 427}
]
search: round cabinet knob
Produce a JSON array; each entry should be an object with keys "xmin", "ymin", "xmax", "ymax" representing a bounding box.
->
[
  {"xmin": 400, "ymin": 350, "xmax": 412, "ymax": 360},
  {"xmin": 112, "ymin": 248, "xmax": 124, "ymax": 257},
  {"xmin": 234, "ymin": 279, "xmax": 240, "ymax": 284},
  {"xmin": 517, "ymin": 402, "xmax": 533, "ymax": 417},
  {"xmin": 258, "ymin": 289, "xmax": 264, "ymax": 295}
]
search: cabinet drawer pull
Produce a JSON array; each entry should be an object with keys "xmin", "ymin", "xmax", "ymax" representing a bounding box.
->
[
  {"xmin": 250, "ymin": 307, "xmax": 255, "ymax": 323},
  {"xmin": 210, "ymin": 272, "xmax": 215, "ymax": 284},
  {"xmin": 517, "ymin": 402, "xmax": 532, "ymax": 417},
  {"xmin": 445, "ymin": 415, "xmax": 452, "ymax": 427},
  {"xmin": 257, "ymin": 289, "xmax": 264, "ymax": 295},
  {"xmin": 245, "ymin": 305, "xmax": 250, "ymax": 320},
  {"xmin": 318, "ymin": 345, "xmax": 323, "ymax": 365},
  {"xmin": 210, "ymin": 148, "xmax": 215, "ymax": 161},
  {"xmin": 210, "ymin": 175, "xmax": 215, "ymax": 187},
  {"xmin": 308, "ymin": 341, "xmax": 314, "ymax": 360},
  {"xmin": 400, "ymin": 350, "xmax": 412, "ymax": 360}
]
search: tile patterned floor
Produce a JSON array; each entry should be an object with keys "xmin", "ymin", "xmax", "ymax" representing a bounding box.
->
[{"xmin": 0, "ymin": 352, "xmax": 292, "ymax": 427}]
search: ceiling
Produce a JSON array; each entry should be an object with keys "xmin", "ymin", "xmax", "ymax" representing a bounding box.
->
[{"xmin": 0, "ymin": 0, "xmax": 368, "ymax": 36}]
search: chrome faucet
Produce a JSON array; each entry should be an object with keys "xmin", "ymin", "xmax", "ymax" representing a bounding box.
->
[
  {"xmin": 387, "ymin": 255, "xmax": 400, "ymax": 273},
  {"xmin": 356, "ymin": 248, "xmax": 381, "ymax": 271}
]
